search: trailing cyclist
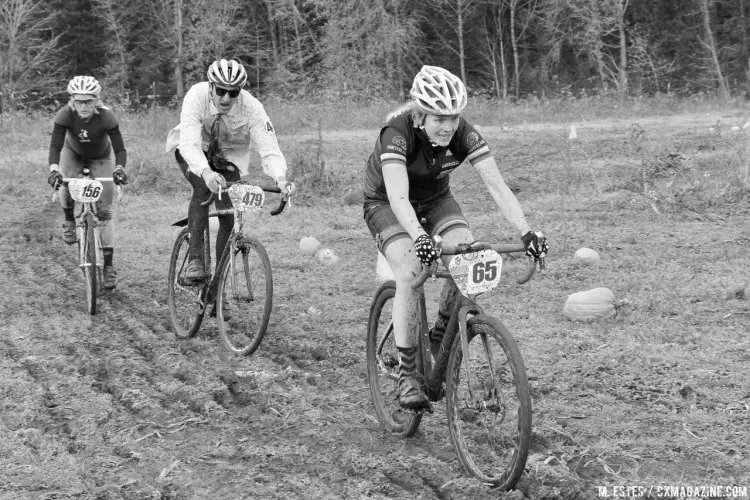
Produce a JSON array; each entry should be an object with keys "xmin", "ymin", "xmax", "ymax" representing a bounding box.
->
[
  {"xmin": 165, "ymin": 58, "xmax": 296, "ymax": 317},
  {"xmin": 47, "ymin": 75, "xmax": 128, "ymax": 290},
  {"xmin": 362, "ymin": 65, "xmax": 549, "ymax": 410}
]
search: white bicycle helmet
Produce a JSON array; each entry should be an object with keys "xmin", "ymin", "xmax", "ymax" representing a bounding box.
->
[
  {"xmin": 67, "ymin": 76, "xmax": 101, "ymax": 97},
  {"xmin": 410, "ymin": 65, "xmax": 467, "ymax": 115},
  {"xmin": 207, "ymin": 59, "xmax": 247, "ymax": 87}
]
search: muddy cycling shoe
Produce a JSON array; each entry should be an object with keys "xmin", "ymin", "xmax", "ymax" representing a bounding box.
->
[
  {"xmin": 183, "ymin": 259, "xmax": 207, "ymax": 282},
  {"xmin": 397, "ymin": 376, "xmax": 430, "ymax": 410},
  {"xmin": 209, "ymin": 299, "xmax": 232, "ymax": 321},
  {"xmin": 103, "ymin": 266, "xmax": 117, "ymax": 290},
  {"xmin": 62, "ymin": 221, "xmax": 77, "ymax": 245}
]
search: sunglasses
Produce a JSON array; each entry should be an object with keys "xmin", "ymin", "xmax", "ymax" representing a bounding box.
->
[{"xmin": 214, "ymin": 86, "xmax": 241, "ymax": 98}]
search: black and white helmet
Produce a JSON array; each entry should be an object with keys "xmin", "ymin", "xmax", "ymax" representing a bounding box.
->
[
  {"xmin": 67, "ymin": 76, "xmax": 101, "ymax": 97},
  {"xmin": 207, "ymin": 59, "xmax": 247, "ymax": 87},
  {"xmin": 410, "ymin": 65, "xmax": 467, "ymax": 115}
]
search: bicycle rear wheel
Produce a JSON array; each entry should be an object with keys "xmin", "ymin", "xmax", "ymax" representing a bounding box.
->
[
  {"xmin": 366, "ymin": 281, "xmax": 422, "ymax": 437},
  {"xmin": 168, "ymin": 227, "xmax": 209, "ymax": 339},
  {"xmin": 216, "ymin": 236, "xmax": 273, "ymax": 356},
  {"xmin": 446, "ymin": 314, "xmax": 531, "ymax": 489},
  {"xmin": 82, "ymin": 215, "xmax": 97, "ymax": 315}
]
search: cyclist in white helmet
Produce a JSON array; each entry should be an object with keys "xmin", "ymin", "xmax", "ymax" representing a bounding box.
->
[
  {"xmin": 362, "ymin": 65, "xmax": 548, "ymax": 409},
  {"xmin": 47, "ymin": 75, "xmax": 128, "ymax": 290},
  {"xmin": 165, "ymin": 58, "xmax": 295, "ymax": 317}
]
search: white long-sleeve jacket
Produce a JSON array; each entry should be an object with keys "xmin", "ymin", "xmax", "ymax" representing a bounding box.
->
[{"xmin": 165, "ymin": 81, "xmax": 287, "ymax": 179}]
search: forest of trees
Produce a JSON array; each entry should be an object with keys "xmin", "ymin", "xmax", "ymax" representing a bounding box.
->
[{"xmin": 2, "ymin": 0, "xmax": 750, "ymax": 109}]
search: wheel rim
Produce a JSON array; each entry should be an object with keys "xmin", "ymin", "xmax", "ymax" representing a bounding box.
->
[
  {"xmin": 366, "ymin": 284, "xmax": 422, "ymax": 436},
  {"xmin": 447, "ymin": 322, "xmax": 531, "ymax": 488},
  {"xmin": 217, "ymin": 240, "xmax": 272, "ymax": 355},
  {"xmin": 168, "ymin": 230, "xmax": 207, "ymax": 338}
]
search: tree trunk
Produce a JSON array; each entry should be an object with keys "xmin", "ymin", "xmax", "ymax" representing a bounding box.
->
[
  {"xmin": 617, "ymin": 0, "xmax": 629, "ymax": 95},
  {"xmin": 174, "ymin": 0, "xmax": 184, "ymax": 97},
  {"xmin": 699, "ymin": 0, "xmax": 729, "ymax": 98},
  {"xmin": 458, "ymin": 0, "xmax": 467, "ymax": 85},
  {"xmin": 509, "ymin": 0, "xmax": 520, "ymax": 98}
]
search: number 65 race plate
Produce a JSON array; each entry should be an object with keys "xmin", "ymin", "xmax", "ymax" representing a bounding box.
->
[
  {"xmin": 68, "ymin": 179, "xmax": 104, "ymax": 203},
  {"xmin": 228, "ymin": 185, "xmax": 265, "ymax": 212},
  {"xmin": 448, "ymin": 249, "xmax": 503, "ymax": 296}
]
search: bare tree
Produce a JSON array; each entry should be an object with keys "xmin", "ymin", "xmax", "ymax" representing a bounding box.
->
[
  {"xmin": 93, "ymin": 0, "xmax": 132, "ymax": 97},
  {"xmin": 146, "ymin": 0, "xmax": 185, "ymax": 97},
  {"xmin": 698, "ymin": 0, "xmax": 730, "ymax": 98},
  {"xmin": 0, "ymin": 0, "xmax": 64, "ymax": 106},
  {"xmin": 505, "ymin": 0, "xmax": 539, "ymax": 98},
  {"xmin": 427, "ymin": 0, "xmax": 482, "ymax": 85}
]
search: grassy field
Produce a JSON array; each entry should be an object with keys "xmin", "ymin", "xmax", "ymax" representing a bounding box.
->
[{"xmin": 0, "ymin": 96, "xmax": 748, "ymax": 499}]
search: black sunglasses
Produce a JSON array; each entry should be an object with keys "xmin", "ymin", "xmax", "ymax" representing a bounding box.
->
[{"xmin": 214, "ymin": 86, "xmax": 240, "ymax": 98}]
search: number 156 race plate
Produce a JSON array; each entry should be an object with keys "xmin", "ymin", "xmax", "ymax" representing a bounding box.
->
[{"xmin": 448, "ymin": 249, "xmax": 503, "ymax": 296}]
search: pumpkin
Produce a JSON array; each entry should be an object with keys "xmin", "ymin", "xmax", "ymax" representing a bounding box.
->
[
  {"xmin": 299, "ymin": 236, "xmax": 321, "ymax": 256},
  {"xmin": 563, "ymin": 287, "xmax": 616, "ymax": 321},
  {"xmin": 574, "ymin": 247, "xmax": 600, "ymax": 263}
]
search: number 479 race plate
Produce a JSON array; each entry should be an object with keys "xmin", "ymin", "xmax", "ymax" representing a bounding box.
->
[{"xmin": 448, "ymin": 249, "xmax": 503, "ymax": 296}]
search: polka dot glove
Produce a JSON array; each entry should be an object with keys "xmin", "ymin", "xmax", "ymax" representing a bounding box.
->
[
  {"xmin": 521, "ymin": 230, "xmax": 549, "ymax": 261},
  {"xmin": 414, "ymin": 234, "xmax": 439, "ymax": 265}
]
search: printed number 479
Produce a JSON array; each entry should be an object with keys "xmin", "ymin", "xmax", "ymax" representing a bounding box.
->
[{"xmin": 472, "ymin": 260, "xmax": 497, "ymax": 283}]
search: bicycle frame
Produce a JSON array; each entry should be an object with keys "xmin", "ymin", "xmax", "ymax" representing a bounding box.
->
[
  {"xmin": 411, "ymin": 242, "xmax": 540, "ymax": 404},
  {"xmin": 62, "ymin": 171, "xmax": 113, "ymax": 271}
]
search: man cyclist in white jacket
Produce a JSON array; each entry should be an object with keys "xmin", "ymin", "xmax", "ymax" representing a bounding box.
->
[{"xmin": 165, "ymin": 59, "xmax": 295, "ymax": 314}]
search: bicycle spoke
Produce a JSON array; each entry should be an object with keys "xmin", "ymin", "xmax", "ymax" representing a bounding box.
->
[
  {"xmin": 447, "ymin": 316, "xmax": 531, "ymax": 489},
  {"xmin": 366, "ymin": 282, "xmax": 422, "ymax": 436},
  {"xmin": 217, "ymin": 238, "xmax": 272, "ymax": 356}
]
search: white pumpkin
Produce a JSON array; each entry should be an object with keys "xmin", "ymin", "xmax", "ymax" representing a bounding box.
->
[
  {"xmin": 574, "ymin": 247, "xmax": 600, "ymax": 263},
  {"xmin": 563, "ymin": 287, "xmax": 616, "ymax": 321}
]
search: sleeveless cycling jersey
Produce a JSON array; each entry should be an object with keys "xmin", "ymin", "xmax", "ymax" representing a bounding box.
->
[
  {"xmin": 48, "ymin": 105, "xmax": 126, "ymax": 166},
  {"xmin": 363, "ymin": 110, "xmax": 491, "ymax": 203}
]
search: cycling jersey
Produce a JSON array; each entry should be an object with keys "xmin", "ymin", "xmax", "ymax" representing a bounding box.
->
[
  {"xmin": 363, "ymin": 110, "xmax": 491, "ymax": 203},
  {"xmin": 48, "ymin": 105, "xmax": 126, "ymax": 166},
  {"xmin": 165, "ymin": 81, "xmax": 287, "ymax": 179}
]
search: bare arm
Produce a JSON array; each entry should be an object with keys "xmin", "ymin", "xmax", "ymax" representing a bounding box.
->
[
  {"xmin": 473, "ymin": 156, "xmax": 531, "ymax": 236},
  {"xmin": 382, "ymin": 163, "xmax": 427, "ymax": 240}
]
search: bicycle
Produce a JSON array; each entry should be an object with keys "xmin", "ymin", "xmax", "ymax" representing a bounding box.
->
[
  {"xmin": 366, "ymin": 237, "xmax": 543, "ymax": 489},
  {"xmin": 167, "ymin": 181, "xmax": 287, "ymax": 356},
  {"xmin": 58, "ymin": 167, "xmax": 113, "ymax": 315}
]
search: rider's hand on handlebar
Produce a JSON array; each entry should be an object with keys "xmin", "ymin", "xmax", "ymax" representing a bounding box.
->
[
  {"xmin": 521, "ymin": 230, "xmax": 549, "ymax": 262},
  {"xmin": 202, "ymin": 170, "xmax": 226, "ymax": 194},
  {"xmin": 113, "ymin": 165, "xmax": 128, "ymax": 186},
  {"xmin": 414, "ymin": 234, "xmax": 440, "ymax": 265},
  {"xmin": 48, "ymin": 167, "xmax": 63, "ymax": 190}
]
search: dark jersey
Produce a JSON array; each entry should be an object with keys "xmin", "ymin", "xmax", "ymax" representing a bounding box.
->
[
  {"xmin": 363, "ymin": 110, "xmax": 491, "ymax": 203},
  {"xmin": 48, "ymin": 105, "xmax": 127, "ymax": 166}
]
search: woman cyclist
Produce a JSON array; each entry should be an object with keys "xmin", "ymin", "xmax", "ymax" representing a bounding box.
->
[
  {"xmin": 165, "ymin": 58, "xmax": 295, "ymax": 317},
  {"xmin": 47, "ymin": 75, "xmax": 128, "ymax": 290},
  {"xmin": 363, "ymin": 65, "xmax": 548, "ymax": 409}
]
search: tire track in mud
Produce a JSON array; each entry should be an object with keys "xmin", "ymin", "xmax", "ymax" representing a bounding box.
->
[{"xmin": 1, "ymin": 201, "xmax": 519, "ymax": 499}]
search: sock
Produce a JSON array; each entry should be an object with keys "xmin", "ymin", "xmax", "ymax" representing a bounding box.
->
[
  {"xmin": 429, "ymin": 310, "xmax": 450, "ymax": 345},
  {"xmin": 63, "ymin": 207, "xmax": 75, "ymax": 222},
  {"xmin": 103, "ymin": 248, "xmax": 113, "ymax": 267},
  {"xmin": 397, "ymin": 346, "xmax": 418, "ymax": 381}
]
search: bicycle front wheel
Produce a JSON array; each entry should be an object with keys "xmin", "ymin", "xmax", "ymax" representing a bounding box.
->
[
  {"xmin": 82, "ymin": 215, "xmax": 97, "ymax": 315},
  {"xmin": 167, "ymin": 227, "xmax": 208, "ymax": 339},
  {"xmin": 446, "ymin": 314, "xmax": 532, "ymax": 489},
  {"xmin": 366, "ymin": 281, "xmax": 422, "ymax": 437},
  {"xmin": 216, "ymin": 236, "xmax": 273, "ymax": 356}
]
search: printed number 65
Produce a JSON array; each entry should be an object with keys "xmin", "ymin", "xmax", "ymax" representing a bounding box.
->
[{"xmin": 472, "ymin": 260, "xmax": 497, "ymax": 283}]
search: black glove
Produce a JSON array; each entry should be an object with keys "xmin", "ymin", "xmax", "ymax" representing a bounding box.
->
[
  {"xmin": 414, "ymin": 234, "xmax": 439, "ymax": 265},
  {"xmin": 522, "ymin": 230, "xmax": 548, "ymax": 261},
  {"xmin": 48, "ymin": 170, "xmax": 63, "ymax": 190},
  {"xmin": 113, "ymin": 166, "xmax": 128, "ymax": 185}
]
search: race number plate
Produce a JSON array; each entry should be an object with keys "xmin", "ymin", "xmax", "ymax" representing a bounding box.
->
[
  {"xmin": 68, "ymin": 179, "xmax": 104, "ymax": 203},
  {"xmin": 228, "ymin": 185, "xmax": 265, "ymax": 212},
  {"xmin": 448, "ymin": 249, "xmax": 503, "ymax": 296}
]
